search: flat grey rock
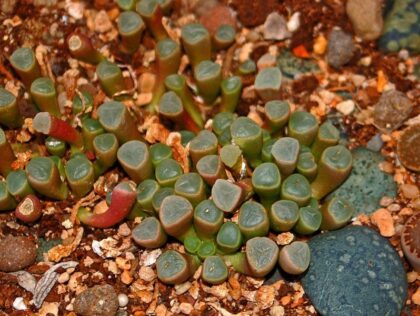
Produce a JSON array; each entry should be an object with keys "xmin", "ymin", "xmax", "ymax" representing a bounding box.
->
[{"xmin": 302, "ymin": 226, "xmax": 407, "ymax": 316}]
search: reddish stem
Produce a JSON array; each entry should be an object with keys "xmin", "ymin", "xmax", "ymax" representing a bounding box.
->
[
  {"xmin": 33, "ymin": 112, "xmax": 83, "ymax": 147},
  {"xmin": 77, "ymin": 182, "xmax": 136, "ymax": 228},
  {"xmin": 182, "ymin": 111, "xmax": 201, "ymax": 134}
]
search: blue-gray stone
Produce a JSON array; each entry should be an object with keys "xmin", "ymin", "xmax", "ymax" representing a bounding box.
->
[
  {"xmin": 302, "ymin": 226, "xmax": 407, "ymax": 316},
  {"xmin": 328, "ymin": 147, "xmax": 397, "ymax": 215},
  {"xmin": 366, "ymin": 134, "xmax": 384, "ymax": 152},
  {"xmin": 379, "ymin": 0, "xmax": 420, "ymax": 53},
  {"xmin": 276, "ymin": 50, "xmax": 319, "ymax": 79}
]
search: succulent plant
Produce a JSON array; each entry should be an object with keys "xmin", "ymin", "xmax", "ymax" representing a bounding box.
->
[
  {"xmin": 0, "ymin": 87, "xmax": 23, "ymax": 128},
  {"xmin": 10, "ymin": 47, "xmax": 41, "ymax": 87},
  {"xmin": 271, "ymin": 137, "xmax": 300, "ymax": 177},
  {"xmin": 196, "ymin": 155, "xmax": 226, "ymax": 186},
  {"xmin": 15, "ymin": 195, "xmax": 42, "ymax": 223},
  {"xmin": 45, "ymin": 137, "xmax": 66, "ymax": 157},
  {"xmin": 181, "ymin": 23, "xmax": 211, "ymax": 68},
  {"xmin": 213, "ymin": 24, "xmax": 236, "ymax": 50},
  {"xmin": 0, "ymin": 128, "xmax": 15, "ymax": 177},
  {"xmin": 269, "ymin": 200, "xmax": 299, "ymax": 232},
  {"xmin": 67, "ymin": 33, "xmax": 104, "ymax": 64},
  {"xmin": 136, "ymin": 0, "xmax": 168, "ymax": 41},
  {"xmin": 216, "ymin": 221, "xmax": 243, "ymax": 254},
  {"xmin": 0, "ymin": 180, "xmax": 17, "ymax": 211},
  {"xmin": 225, "ymin": 237, "xmax": 279, "ymax": 277},
  {"xmin": 159, "ymin": 195, "xmax": 194, "ymax": 239},
  {"xmin": 165, "ymin": 74, "xmax": 204, "ymax": 129},
  {"xmin": 65, "ymin": 154, "xmax": 95, "ymax": 198},
  {"xmin": 26, "ymin": 157, "xmax": 68, "ymax": 200},
  {"xmin": 174, "ymin": 172, "xmax": 206, "ymax": 206},
  {"xmin": 152, "ymin": 187, "xmax": 174, "ymax": 213},
  {"xmin": 220, "ymin": 144, "xmax": 243, "ymax": 175},
  {"xmin": 93, "ymin": 133, "xmax": 119, "ymax": 176},
  {"xmin": 288, "ymin": 111, "xmax": 318, "ymax": 146},
  {"xmin": 194, "ymin": 60, "xmax": 222, "ymax": 105},
  {"xmin": 117, "ymin": 140, "xmax": 153, "ymax": 183},
  {"xmin": 220, "ymin": 76, "xmax": 242, "ymax": 113},
  {"xmin": 135, "ymin": 179, "xmax": 160, "ymax": 212},
  {"xmin": 30, "ymin": 77, "xmax": 61, "ymax": 116},
  {"xmin": 155, "ymin": 158, "xmax": 183, "ymax": 187},
  {"xmin": 212, "ymin": 179, "xmax": 243, "ymax": 213},
  {"xmin": 311, "ymin": 121, "xmax": 340, "ymax": 161},
  {"xmin": 96, "ymin": 61, "xmax": 126, "ymax": 97},
  {"xmin": 156, "ymin": 249, "xmax": 200, "ymax": 284},
  {"xmin": 254, "ymin": 67, "xmax": 282, "ymax": 101},
  {"xmin": 294, "ymin": 200, "xmax": 322, "ymax": 235},
  {"xmin": 202, "ymin": 256, "xmax": 228, "ymax": 284},
  {"xmin": 132, "ymin": 217, "xmax": 167, "ymax": 248},
  {"xmin": 237, "ymin": 59, "xmax": 256, "ymax": 75},
  {"xmin": 78, "ymin": 182, "xmax": 137, "ymax": 228},
  {"xmin": 194, "ymin": 199, "xmax": 224, "ymax": 239},
  {"xmin": 311, "ymin": 145, "xmax": 352, "ymax": 200},
  {"xmin": 238, "ymin": 201, "xmax": 270, "ymax": 240},
  {"xmin": 117, "ymin": 11, "xmax": 145, "ymax": 54},
  {"xmin": 278, "ymin": 241, "xmax": 311, "ymax": 275},
  {"xmin": 320, "ymin": 196, "xmax": 354, "ymax": 231},
  {"xmin": 98, "ymin": 101, "xmax": 142, "ymax": 143},
  {"xmin": 230, "ymin": 117, "xmax": 263, "ymax": 164},
  {"xmin": 281, "ymin": 173, "xmax": 311, "ymax": 206},
  {"xmin": 264, "ymin": 100, "xmax": 290, "ymax": 133},
  {"xmin": 33, "ymin": 112, "xmax": 83, "ymax": 148},
  {"xmin": 150, "ymin": 143, "xmax": 173, "ymax": 167},
  {"xmin": 189, "ymin": 130, "xmax": 218, "ymax": 165},
  {"xmin": 6, "ymin": 170, "xmax": 34, "ymax": 199}
]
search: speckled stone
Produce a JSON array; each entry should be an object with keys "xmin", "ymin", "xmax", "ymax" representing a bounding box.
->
[
  {"xmin": 276, "ymin": 50, "xmax": 319, "ymax": 79},
  {"xmin": 302, "ymin": 226, "xmax": 407, "ymax": 316},
  {"xmin": 74, "ymin": 284, "xmax": 119, "ymax": 316},
  {"xmin": 328, "ymin": 147, "xmax": 397, "ymax": 215},
  {"xmin": 0, "ymin": 236, "xmax": 37, "ymax": 272},
  {"xmin": 379, "ymin": 0, "xmax": 420, "ymax": 53},
  {"xmin": 327, "ymin": 29, "xmax": 355, "ymax": 69}
]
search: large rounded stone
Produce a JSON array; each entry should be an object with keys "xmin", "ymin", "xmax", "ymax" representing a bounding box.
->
[
  {"xmin": 328, "ymin": 147, "xmax": 397, "ymax": 215},
  {"xmin": 302, "ymin": 226, "xmax": 407, "ymax": 316},
  {"xmin": 0, "ymin": 235, "xmax": 37, "ymax": 272},
  {"xmin": 74, "ymin": 284, "xmax": 119, "ymax": 316},
  {"xmin": 346, "ymin": 0, "xmax": 383, "ymax": 41}
]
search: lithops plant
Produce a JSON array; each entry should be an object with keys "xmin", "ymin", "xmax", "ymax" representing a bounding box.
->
[
  {"xmin": 279, "ymin": 241, "xmax": 311, "ymax": 275},
  {"xmin": 401, "ymin": 212, "xmax": 420, "ymax": 272}
]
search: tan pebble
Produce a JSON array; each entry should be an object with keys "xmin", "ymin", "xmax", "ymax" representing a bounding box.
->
[
  {"xmin": 371, "ymin": 208, "xmax": 395, "ymax": 237},
  {"xmin": 280, "ymin": 295, "xmax": 291, "ymax": 305},
  {"xmin": 379, "ymin": 161, "xmax": 394, "ymax": 174},
  {"xmin": 242, "ymin": 85, "xmax": 256, "ymax": 100},
  {"xmin": 136, "ymin": 93, "xmax": 153, "ymax": 106},
  {"xmin": 407, "ymin": 271, "xmax": 419, "ymax": 283},
  {"xmin": 179, "ymin": 302, "xmax": 193, "ymax": 314},
  {"xmin": 94, "ymin": 10, "xmax": 113, "ymax": 33},
  {"xmin": 155, "ymin": 304, "xmax": 167, "ymax": 316},
  {"xmin": 118, "ymin": 223, "xmax": 131, "ymax": 237},
  {"xmin": 121, "ymin": 270, "xmax": 133, "ymax": 285},
  {"xmin": 175, "ymin": 281, "xmax": 191, "ymax": 295},
  {"xmin": 413, "ymin": 199, "xmax": 420, "ymax": 211},
  {"xmin": 138, "ymin": 290, "xmax": 153, "ymax": 303},
  {"xmin": 276, "ymin": 232, "xmax": 294, "ymax": 245},
  {"xmin": 139, "ymin": 73, "xmax": 156, "ymax": 94},
  {"xmin": 379, "ymin": 196, "xmax": 393, "ymax": 207},
  {"xmin": 270, "ymin": 305, "xmax": 285, "ymax": 316},
  {"xmin": 313, "ymin": 34, "xmax": 327, "ymax": 55},
  {"xmin": 399, "ymin": 207, "xmax": 413, "ymax": 216},
  {"xmin": 139, "ymin": 266, "xmax": 156, "ymax": 282},
  {"xmin": 58, "ymin": 272, "xmax": 70, "ymax": 284},
  {"xmin": 116, "ymin": 257, "xmax": 131, "ymax": 270},
  {"xmin": 257, "ymin": 53, "xmax": 276, "ymax": 70},
  {"xmin": 413, "ymin": 288, "xmax": 420, "ymax": 305},
  {"xmin": 336, "ymin": 100, "xmax": 355, "ymax": 116},
  {"xmin": 256, "ymin": 285, "xmax": 276, "ymax": 309},
  {"xmin": 387, "ymin": 203, "xmax": 401, "ymax": 212},
  {"xmin": 400, "ymin": 184, "xmax": 419, "ymax": 200},
  {"xmin": 239, "ymin": 43, "xmax": 254, "ymax": 63}
]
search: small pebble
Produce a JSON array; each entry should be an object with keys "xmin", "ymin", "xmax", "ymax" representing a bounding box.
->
[
  {"xmin": 94, "ymin": 10, "xmax": 113, "ymax": 34},
  {"xmin": 58, "ymin": 272, "xmax": 70, "ymax": 284},
  {"xmin": 379, "ymin": 196, "xmax": 393, "ymax": 207},
  {"xmin": 387, "ymin": 203, "xmax": 401, "ymax": 212},
  {"xmin": 371, "ymin": 208, "xmax": 395, "ymax": 237},
  {"xmin": 327, "ymin": 28, "xmax": 355, "ymax": 69},
  {"xmin": 179, "ymin": 302, "xmax": 193, "ymax": 314},
  {"xmin": 413, "ymin": 288, "xmax": 420, "ymax": 305},
  {"xmin": 270, "ymin": 306, "xmax": 285, "ymax": 316},
  {"xmin": 139, "ymin": 266, "xmax": 156, "ymax": 282},
  {"xmin": 257, "ymin": 53, "xmax": 276, "ymax": 70},
  {"xmin": 413, "ymin": 199, "xmax": 420, "ymax": 211},
  {"xmin": 12, "ymin": 297, "xmax": 27, "ymax": 311},
  {"xmin": 400, "ymin": 184, "xmax": 419, "ymax": 200},
  {"xmin": 336, "ymin": 100, "xmax": 355, "ymax": 116},
  {"xmin": 118, "ymin": 293, "xmax": 129, "ymax": 307},
  {"xmin": 366, "ymin": 134, "xmax": 384, "ymax": 152},
  {"xmin": 407, "ymin": 271, "xmax": 419, "ymax": 283},
  {"xmin": 286, "ymin": 12, "xmax": 300, "ymax": 32},
  {"xmin": 263, "ymin": 12, "xmax": 291, "ymax": 40}
]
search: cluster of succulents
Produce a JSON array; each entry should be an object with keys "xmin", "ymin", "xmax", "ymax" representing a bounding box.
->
[{"xmin": 0, "ymin": 0, "xmax": 356, "ymax": 285}]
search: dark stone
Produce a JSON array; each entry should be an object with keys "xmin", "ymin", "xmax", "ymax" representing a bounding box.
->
[
  {"xmin": 0, "ymin": 235, "xmax": 37, "ymax": 272},
  {"xmin": 328, "ymin": 147, "xmax": 397, "ymax": 215},
  {"xmin": 74, "ymin": 284, "xmax": 119, "ymax": 316},
  {"xmin": 379, "ymin": 0, "xmax": 420, "ymax": 53},
  {"xmin": 373, "ymin": 90, "xmax": 412, "ymax": 133},
  {"xmin": 327, "ymin": 29, "xmax": 355, "ymax": 69},
  {"xmin": 302, "ymin": 226, "xmax": 407, "ymax": 316}
]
